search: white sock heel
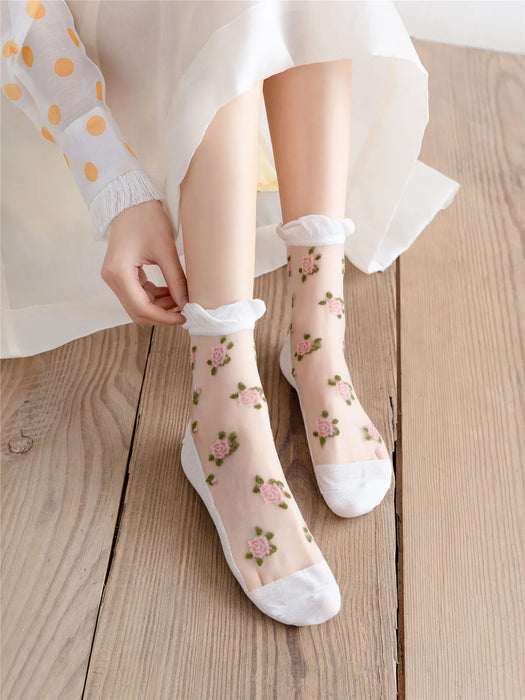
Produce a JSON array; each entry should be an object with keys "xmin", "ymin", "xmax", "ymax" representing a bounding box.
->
[{"xmin": 180, "ymin": 298, "xmax": 341, "ymax": 625}]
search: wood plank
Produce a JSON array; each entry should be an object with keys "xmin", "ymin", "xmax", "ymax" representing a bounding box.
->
[
  {"xmin": 1, "ymin": 325, "xmax": 151, "ymax": 698},
  {"xmin": 400, "ymin": 42, "xmax": 525, "ymax": 698},
  {"xmin": 84, "ymin": 263, "xmax": 398, "ymax": 698}
]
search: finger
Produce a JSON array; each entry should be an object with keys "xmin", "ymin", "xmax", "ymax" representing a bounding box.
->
[
  {"xmin": 157, "ymin": 245, "xmax": 189, "ymax": 308},
  {"xmin": 142, "ymin": 281, "xmax": 174, "ymax": 301},
  {"xmin": 154, "ymin": 295, "xmax": 179, "ymax": 310},
  {"xmin": 121, "ymin": 267, "xmax": 187, "ymax": 326}
]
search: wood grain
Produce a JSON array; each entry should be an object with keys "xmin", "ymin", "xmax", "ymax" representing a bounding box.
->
[
  {"xmin": 83, "ymin": 265, "xmax": 398, "ymax": 699},
  {"xmin": 1, "ymin": 325, "xmax": 151, "ymax": 698},
  {"xmin": 399, "ymin": 41, "xmax": 525, "ymax": 699}
]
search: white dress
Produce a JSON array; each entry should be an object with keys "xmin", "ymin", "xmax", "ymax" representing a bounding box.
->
[{"xmin": 1, "ymin": 0, "xmax": 460, "ymax": 359}]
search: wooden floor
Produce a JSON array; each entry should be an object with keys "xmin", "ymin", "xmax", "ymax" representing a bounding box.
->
[{"xmin": 2, "ymin": 41, "xmax": 523, "ymax": 699}]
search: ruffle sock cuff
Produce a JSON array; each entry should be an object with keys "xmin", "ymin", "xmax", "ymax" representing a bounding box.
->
[
  {"xmin": 276, "ymin": 213, "xmax": 356, "ymax": 247},
  {"xmin": 180, "ymin": 298, "xmax": 266, "ymax": 336}
]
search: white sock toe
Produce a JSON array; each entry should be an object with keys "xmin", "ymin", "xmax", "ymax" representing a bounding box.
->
[
  {"xmin": 314, "ymin": 460, "xmax": 393, "ymax": 518},
  {"xmin": 248, "ymin": 559, "xmax": 341, "ymax": 626}
]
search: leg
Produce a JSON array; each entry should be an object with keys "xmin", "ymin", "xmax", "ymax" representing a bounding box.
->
[
  {"xmin": 262, "ymin": 60, "xmax": 352, "ymax": 222},
  {"xmin": 178, "ymin": 83, "xmax": 334, "ymax": 615},
  {"xmin": 263, "ymin": 61, "xmax": 391, "ymax": 516},
  {"xmin": 180, "ymin": 83, "xmax": 260, "ymax": 307}
]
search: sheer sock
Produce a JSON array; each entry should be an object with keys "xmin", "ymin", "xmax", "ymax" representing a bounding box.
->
[
  {"xmin": 277, "ymin": 215, "xmax": 393, "ymax": 518},
  {"xmin": 180, "ymin": 298, "xmax": 340, "ymax": 625}
]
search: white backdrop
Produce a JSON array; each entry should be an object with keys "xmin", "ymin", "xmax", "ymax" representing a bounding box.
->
[{"xmin": 395, "ymin": 1, "xmax": 525, "ymax": 54}]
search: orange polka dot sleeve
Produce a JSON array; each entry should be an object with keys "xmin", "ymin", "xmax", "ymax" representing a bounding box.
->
[{"xmin": 1, "ymin": 0, "xmax": 165, "ymax": 241}]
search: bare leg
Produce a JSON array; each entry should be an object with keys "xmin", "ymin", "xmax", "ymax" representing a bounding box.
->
[
  {"xmin": 180, "ymin": 82, "xmax": 260, "ymax": 307},
  {"xmin": 179, "ymin": 83, "xmax": 324, "ymax": 595},
  {"xmin": 263, "ymin": 60, "xmax": 352, "ymax": 222},
  {"xmin": 264, "ymin": 60, "xmax": 391, "ymax": 467}
]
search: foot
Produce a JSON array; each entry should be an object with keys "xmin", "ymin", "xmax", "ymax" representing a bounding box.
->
[
  {"xmin": 286, "ymin": 240, "xmax": 390, "ymax": 467},
  {"xmin": 188, "ymin": 326, "xmax": 325, "ymax": 593}
]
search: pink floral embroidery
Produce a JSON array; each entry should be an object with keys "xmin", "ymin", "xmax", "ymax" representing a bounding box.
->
[
  {"xmin": 249, "ymin": 535, "xmax": 270, "ymax": 558},
  {"xmin": 191, "ymin": 420, "xmax": 198, "ymax": 434},
  {"xmin": 302, "ymin": 254, "xmax": 315, "ymax": 275},
  {"xmin": 295, "ymin": 333, "xmax": 322, "ymax": 361},
  {"xmin": 297, "ymin": 338, "xmax": 313, "ymax": 355},
  {"xmin": 245, "ymin": 526, "xmax": 277, "ymax": 566},
  {"xmin": 253, "ymin": 475, "xmax": 292, "ymax": 508},
  {"xmin": 287, "ymin": 254, "xmax": 291, "ymax": 277},
  {"xmin": 208, "ymin": 431, "xmax": 239, "ymax": 465},
  {"xmin": 363, "ymin": 424, "xmax": 382, "ymax": 443},
  {"xmin": 318, "ymin": 291, "xmax": 345, "ymax": 318},
  {"xmin": 211, "ymin": 438, "xmax": 230, "ymax": 459},
  {"xmin": 317, "ymin": 418, "xmax": 335, "ymax": 438},
  {"xmin": 207, "ymin": 336, "xmax": 234, "ymax": 375},
  {"xmin": 328, "ymin": 298, "xmax": 343, "ymax": 314},
  {"xmin": 190, "ymin": 345, "xmax": 196, "ymax": 370},
  {"xmin": 313, "ymin": 410, "xmax": 340, "ymax": 446},
  {"xmin": 291, "ymin": 292, "xmax": 295, "ymax": 309},
  {"xmin": 328, "ymin": 374, "xmax": 355, "ymax": 405},
  {"xmin": 192, "ymin": 387, "xmax": 201, "ymax": 405},
  {"xmin": 260, "ymin": 483, "xmax": 283, "ymax": 504},
  {"xmin": 299, "ymin": 247, "xmax": 321, "ymax": 282},
  {"xmin": 303, "ymin": 525, "xmax": 313, "ymax": 543},
  {"xmin": 230, "ymin": 382, "xmax": 266, "ymax": 409},
  {"xmin": 206, "ymin": 473, "xmax": 218, "ymax": 485}
]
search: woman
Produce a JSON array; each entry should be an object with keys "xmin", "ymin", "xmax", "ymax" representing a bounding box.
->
[{"xmin": 1, "ymin": 0, "xmax": 459, "ymax": 625}]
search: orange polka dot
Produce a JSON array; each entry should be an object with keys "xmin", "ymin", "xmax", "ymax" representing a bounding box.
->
[
  {"xmin": 48, "ymin": 104, "xmax": 61, "ymax": 125},
  {"xmin": 54, "ymin": 58, "xmax": 74, "ymax": 77},
  {"xmin": 42, "ymin": 126, "xmax": 55, "ymax": 142},
  {"xmin": 67, "ymin": 28, "xmax": 79, "ymax": 46},
  {"xmin": 25, "ymin": 1, "xmax": 45, "ymax": 19},
  {"xmin": 22, "ymin": 45, "xmax": 33, "ymax": 67},
  {"xmin": 2, "ymin": 41, "xmax": 18, "ymax": 58},
  {"xmin": 96, "ymin": 80, "xmax": 103, "ymax": 101},
  {"xmin": 3, "ymin": 83, "xmax": 21, "ymax": 100},
  {"xmin": 63, "ymin": 153, "xmax": 70, "ymax": 169},
  {"xmin": 124, "ymin": 142, "xmax": 137, "ymax": 158},
  {"xmin": 84, "ymin": 162, "xmax": 98, "ymax": 182},
  {"xmin": 86, "ymin": 115, "xmax": 106, "ymax": 136}
]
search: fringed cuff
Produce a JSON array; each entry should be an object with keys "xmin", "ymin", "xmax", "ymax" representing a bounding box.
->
[{"xmin": 89, "ymin": 168, "xmax": 166, "ymax": 242}]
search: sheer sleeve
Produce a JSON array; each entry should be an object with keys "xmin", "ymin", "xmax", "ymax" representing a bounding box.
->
[{"xmin": 1, "ymin": 0, "xmax": 166, "ymax": 241}]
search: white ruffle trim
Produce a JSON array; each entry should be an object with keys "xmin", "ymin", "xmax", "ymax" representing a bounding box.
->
[
  {"xmin": 276, "ymin": 214, "xmax": 356, "ymax": 247},
  {"xmin": 89, "ymin": 168, "xmax": 166, "ymax": 242},
  {"xmin": 181, "ymin": 298, "xmax": 266, "ymax": 335}
]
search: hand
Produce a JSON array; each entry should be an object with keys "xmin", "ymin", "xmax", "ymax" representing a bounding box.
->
[{"xmin": 101, "ymin": 199, "xmax": 188, "ymax": 327}]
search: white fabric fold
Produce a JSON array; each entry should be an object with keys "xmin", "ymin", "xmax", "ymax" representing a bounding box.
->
[
  {"xmin": 181, "ymin": 298, "xmax": 266, "ymax": 336},
  {"xmin": 276, "ymin": 214, "xmax": 356, "ymax": 247}
]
